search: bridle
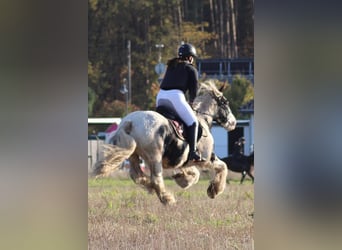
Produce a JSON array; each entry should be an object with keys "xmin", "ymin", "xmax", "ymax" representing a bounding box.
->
[
  {"xmin": 214, "ymin": 94, "xmax": 230, "ymax": 125},
  {"xmin": 193, "ymin": 92, "xmax": 230, "ymax": 127}
]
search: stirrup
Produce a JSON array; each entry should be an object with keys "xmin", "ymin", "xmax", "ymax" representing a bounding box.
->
[{"xmin": 189, "ymin": 151, "xmax": 205, "ymax": 162}]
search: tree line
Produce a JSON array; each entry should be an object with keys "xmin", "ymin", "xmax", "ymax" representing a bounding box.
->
[{"xmin": 88, "ymin": 0, "xmax": 254, "ymax": 117}]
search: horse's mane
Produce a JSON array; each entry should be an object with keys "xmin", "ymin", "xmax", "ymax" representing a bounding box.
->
[{"xmin": 193, "ymin": 80, "xmax": 224, "ymax": 110}]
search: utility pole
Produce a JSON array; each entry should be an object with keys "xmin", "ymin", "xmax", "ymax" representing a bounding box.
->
[
  {"xmin": 120, "ymin": 78, "xmax": 128, "ymax": 115},
  {"xmin": 127, "ymin": 40, "xmax": 131, "ymax": 106},
  {"xmin": 155, "ymin": 44, "xmax": 165, "ymax": 84},
  {"xmin": 155, "ymin": 44, "xmax": 164, "ymax": 63}
]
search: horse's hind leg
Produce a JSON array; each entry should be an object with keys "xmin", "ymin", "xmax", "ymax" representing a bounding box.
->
[
  {"xmin": 149, "ymin": 160, "xmax": 176, "ymax": 205},
  {"xmin": 247, "ymin": 171, "xmax": 254, "ymax": 183},
  {"xmin": 128, "ymin": 154, "xmax": 153, "ymax": 193},
  {"xmin": 207, "ymin": 158, "xmax": 228, "ymax": 199}
]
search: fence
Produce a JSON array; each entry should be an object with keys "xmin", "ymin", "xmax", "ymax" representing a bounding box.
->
[{"xmin": 88, "ymin": 135, "xmax": 106, "ymax": 173}]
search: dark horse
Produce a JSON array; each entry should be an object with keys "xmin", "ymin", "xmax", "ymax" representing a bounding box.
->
[{"xmin": 221, "ymin": 151, "xmax": 254, "ymax": 184}]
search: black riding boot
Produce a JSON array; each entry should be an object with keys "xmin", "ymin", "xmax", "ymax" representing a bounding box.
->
[{"xmin": 187, "ymin": 122, "xmax": 203, "ymax": 162}]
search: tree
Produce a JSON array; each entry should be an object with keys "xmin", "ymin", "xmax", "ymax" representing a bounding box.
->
[
  {"xmin": 223, "ymin": 75, "xmax": 254, "ymax": 119},
  {"xmin": 88, "ymin": 0, "xmax": 254, "ymax": 117},
  {"xmin": 88, "ymin": 87, "xmax": 97, "ymax": 115}
]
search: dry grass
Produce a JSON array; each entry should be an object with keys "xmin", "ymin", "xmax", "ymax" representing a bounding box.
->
[{"xmin": 88, "ymin": 171, "xmax": 254, "ymax": 250}]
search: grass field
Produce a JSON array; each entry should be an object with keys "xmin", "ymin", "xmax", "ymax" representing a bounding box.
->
[{"xmin": 88, "ymin": 172, "xmax": 254, "ymax": 250}]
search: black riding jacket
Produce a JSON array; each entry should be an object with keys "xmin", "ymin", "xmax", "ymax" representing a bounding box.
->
[
  {"xmin": 160, "ymin": 62, "xmax": 199, "ymax": 103},
  {"xmin": 232, "ymin": 142, "xmax": 244, "ymax": 158}
]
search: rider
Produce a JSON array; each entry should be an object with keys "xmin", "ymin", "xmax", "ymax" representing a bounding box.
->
[
  {"xmin": 156, "ymin": 43, "xmax": 204, "ymax": 162},
  {"xmin": 232, "ymin": 137, "xmax": 248, "ymax": 165},
  {"xmin": 232, "ymin": 137, "xmax": 245, "ymax": 158}
]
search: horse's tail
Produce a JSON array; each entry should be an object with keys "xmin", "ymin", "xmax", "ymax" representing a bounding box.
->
[{"xmin": 92, "ymin": 121, "xmax": 137, "ymax": 177}]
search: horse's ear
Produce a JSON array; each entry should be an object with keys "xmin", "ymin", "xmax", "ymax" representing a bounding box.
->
[{"xmin": 218, "ymin": 83, "xmax": 228, "ymax": 92}]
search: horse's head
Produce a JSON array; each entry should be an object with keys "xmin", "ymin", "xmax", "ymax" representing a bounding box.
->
[
  {"xmin": 195, "ymin": 80, "xmax": 237, "ymax": 131},
  {"xmin": 211, "ymin": 90, "xmax": 237, "ymax": 131}
]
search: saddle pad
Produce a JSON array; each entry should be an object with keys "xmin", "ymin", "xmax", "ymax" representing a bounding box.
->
[{"xmin": 168, "ymin": 119, "xmax": 186, "ymax": 141}]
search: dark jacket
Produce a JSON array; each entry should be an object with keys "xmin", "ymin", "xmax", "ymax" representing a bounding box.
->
[
  {"xmin": 232, "ymin": 141, "xmax": 244, "ymax": 158},
  {"xmin": 160, "ymin": 61, "xmax": 199, "ymax": 103}
]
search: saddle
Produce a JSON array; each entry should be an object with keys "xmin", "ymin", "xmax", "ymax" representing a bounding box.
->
[{"xmin": 156, "ymin": 106, "xmax": 202, "ymax": 141}]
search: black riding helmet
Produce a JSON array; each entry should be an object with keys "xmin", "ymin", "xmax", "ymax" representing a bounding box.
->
[{"xmin": 178, "ymin": 43, "xmax": 197, "ymax": 59}]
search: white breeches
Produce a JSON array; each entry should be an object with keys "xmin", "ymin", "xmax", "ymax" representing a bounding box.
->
[{"xmin": 156, "ymin": 89, "xmax": 197, "ymax": 127}]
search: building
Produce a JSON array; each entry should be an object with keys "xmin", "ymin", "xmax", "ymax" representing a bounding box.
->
[{"xmin": 238, "ymin": 99, "xmax": 254, "ymax": 153}]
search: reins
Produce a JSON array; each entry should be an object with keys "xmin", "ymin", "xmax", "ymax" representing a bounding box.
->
[
  {"xmin": 192, "ymin": 92, "xmax": 221, "ymax": 127},
  {"xmin": 192, "ymin": 82, "xmax": 230, "ymax": 130},
  {"xmin": 193, "ymin": 109, "xmax": 214, "ymax": 118},
  {"xmin": 192, "ymin": 105, "xmax": 216, "ymax": 131}
]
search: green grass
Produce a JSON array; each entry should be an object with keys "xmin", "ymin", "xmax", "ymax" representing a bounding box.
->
[
  {"xmin": 88, "ymin": 176, "xmax": 254, "ymax": 250},
  {"xmin": 88, "ymin": 177, "xmax": 134, "ymax": 187}
]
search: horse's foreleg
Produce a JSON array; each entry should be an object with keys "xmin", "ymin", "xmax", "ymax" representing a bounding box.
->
[
  {"xmin": 240, "ymin": 172, "xmax": 246, "ymax": 184},
  {"xmin": 207, "ymin": 158, "xmax": 228, "ymax": 199},
  {"xmin": 172, "ymin": 166, "xmax": 200, "ymax": 189},
  {"xmin": 150, "ymin": 161, "xmax": 176, "ymax": 205}
]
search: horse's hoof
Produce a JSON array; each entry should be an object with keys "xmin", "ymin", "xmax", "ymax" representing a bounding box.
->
[
  {"xmin": 172, "ymin": 169, "xmax": 199, "ymax": 189},
  {"xmin": 172, "ymin": 172, "xmax": 188, "ymax": 189},
  {"xmin": 160, "ymin": 193, "xmax": 176, "ymax": 205},
  {"xmin": 207, "ymin": 182, "xmax": 217, "ymax": 199},
  {"xmin": 172, "ymin": 172, "xmax": 184, "ymax": 179}
]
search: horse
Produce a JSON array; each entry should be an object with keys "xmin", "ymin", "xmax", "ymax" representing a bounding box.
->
[
  {"xmin": 92, "ymin": 80, "xmax": 237, "ymax": 205},
  {"xmin": 221, "ymin": 151, "xmax": 254, "ymax": 184}
]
